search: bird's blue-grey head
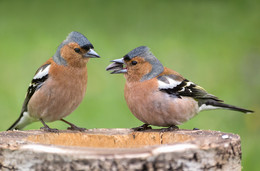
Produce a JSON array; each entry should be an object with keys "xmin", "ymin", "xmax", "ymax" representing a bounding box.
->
[
  {"xmin": 53, "ymin": 31, "xmax": 99, "ymax": 65},
  {"xmin": 106, "ymin": 46, "xmax": 164, "ymax": 81},
  {"xmin": 126, "ymin": 46, "xmax": 164, "ymax": 81}
]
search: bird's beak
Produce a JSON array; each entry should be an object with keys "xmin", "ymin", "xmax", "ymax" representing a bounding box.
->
[
  {"xmin": 106, "ymin": 58, "xmax": 127, "ymax": 74},
  {"xmin": 83, "ymin": 49, "xmax": 100, "ymax": 58}
]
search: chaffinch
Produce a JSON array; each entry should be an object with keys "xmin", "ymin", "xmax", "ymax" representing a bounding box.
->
[
  {"xmin": 106, "ymin": 46, "xmax": 253, "ymax": 131},
  {"xmin": 7, "ymin": 31, "xmax": 100, "ymax": 132}
]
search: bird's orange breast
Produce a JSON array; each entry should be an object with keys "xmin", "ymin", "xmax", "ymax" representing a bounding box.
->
[
  {"xmin": 124, "ymin": 78, "xmax": 199, "ymax": 126},
  {"xmin": 28, "ymin": 62, "xmax": 88, "ymax": 122}
]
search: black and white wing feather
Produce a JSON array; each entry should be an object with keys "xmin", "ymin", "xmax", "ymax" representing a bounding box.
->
[
  {"xmin": 7, "ymin": 63, "xmax": 51, "ymax": 130},
  {"xmin": 157, "ymin": 75, "xmax": 253, "ymax": 113},
  {"xmin": 158, "ymin": 75, "xmax": 221, "ymax": 101}
]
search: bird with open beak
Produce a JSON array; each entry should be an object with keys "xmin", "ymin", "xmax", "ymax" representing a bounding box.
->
[{"xmin": 106, "ymin": 46, "xmax": 253, "ymax": 131}]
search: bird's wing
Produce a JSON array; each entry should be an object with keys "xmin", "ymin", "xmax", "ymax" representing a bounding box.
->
[
  {"xmin": 21, "ymin": 63, "xmax": 51, "ymax": 113},
  {"xmin": 156, "ymin": 68, "xmax": 253, "ymax": 114},
  {"xmin": 7, "ymin": 63, "xmax": 51, "ymax": 130},
  {"xmin": 157, "ymin": 74, "xmax": 223, "ymax": 102}
]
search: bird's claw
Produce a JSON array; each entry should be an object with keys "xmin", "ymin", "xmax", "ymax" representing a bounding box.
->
[
  {"xmin": 40, "ymin": 127, "xmax": 59, "ymax": 133},
  {"xmin": 67, "ymin": 126, "xmax": 86, "ymax": 132},
  {"xmin": 132, "ymin": 124, "xmax": 152, "ymax": 131},
  {"xmin": 160, "ymin": 125, "xmax": 179, "ymax": 132}
]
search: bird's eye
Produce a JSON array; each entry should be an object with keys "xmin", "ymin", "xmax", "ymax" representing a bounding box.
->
[
  {"xmin": 74, "ymin": 48, "xmax": 81, "ymax": 53},
  {"xmin": 131, "ymin": 61, "xmax": 138, "ymax": 65}
]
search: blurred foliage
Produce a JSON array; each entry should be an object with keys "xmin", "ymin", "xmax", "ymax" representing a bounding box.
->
[{"xmin": 0, "ymin": 0, "xmax": 259, "ymax": 170}]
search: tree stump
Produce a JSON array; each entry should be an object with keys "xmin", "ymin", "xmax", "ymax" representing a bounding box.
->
[{"xmin": 0, "ymin": 129, "xmax": 241, "ymax": 171}]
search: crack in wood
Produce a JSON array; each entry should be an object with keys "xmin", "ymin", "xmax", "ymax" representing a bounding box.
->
[{"xmin": 160, "ymin": 132, "xmax": 163, "ymax": 144}]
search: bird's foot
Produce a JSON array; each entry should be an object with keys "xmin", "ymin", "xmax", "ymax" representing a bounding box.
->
[
  {"xmin": 67, "ymin": 125, "xmax": 86, "ymax": 132},
  {"xmin": 160, "ymin": 125, "xmax": 179, "ymax": 132},
  {"xmin": 40, "ymin": 126, "xmax": 59, "ymax": 133},
  {"xmin": 60, "ymin": 119, "xmax": 86, "ymax": 132},
  {"xmin": 193, "ymin": 128, "xmax": 200, "ymax": 130},
  {"xmin": 40, "ymin": 118, "xmax": 59, "ymax": 132},
  {"xmin": 132, "ymin": 124, "xmax": 152, "ymax": 131}
]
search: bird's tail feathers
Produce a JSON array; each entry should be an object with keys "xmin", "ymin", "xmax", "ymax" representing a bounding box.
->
[
  {"xmin": 7, "ymin": 112, "xmax": 35, "ymax": 131},
  {"xmin": 199, "ymin": 100, "xmax": 254, "ymax": 114}
]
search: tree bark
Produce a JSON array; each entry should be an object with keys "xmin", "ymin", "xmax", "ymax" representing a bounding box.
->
[{"xmin": 0, "ymin": 129, "xmax": 241, "ymax": 171}]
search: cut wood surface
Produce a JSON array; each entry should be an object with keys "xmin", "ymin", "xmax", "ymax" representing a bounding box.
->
[{"xmin": 0, "ymin": 129, "xmax": 241, "ymax": 171}]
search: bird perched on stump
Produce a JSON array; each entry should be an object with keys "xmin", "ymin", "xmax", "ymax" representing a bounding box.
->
[
  {"xmin": 106, "ymin": 46, "xmax": 253, "ymax": 131},
  {"xmin": 7, "ymin": 31, "xmax": 100, "ymax": 132}
]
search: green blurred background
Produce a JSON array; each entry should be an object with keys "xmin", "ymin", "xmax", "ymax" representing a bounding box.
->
[{"xmin": 0, "ymin": 0, "xmax": 259, "ymax": 170}]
